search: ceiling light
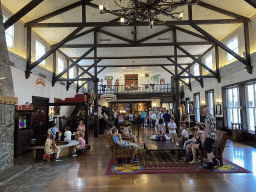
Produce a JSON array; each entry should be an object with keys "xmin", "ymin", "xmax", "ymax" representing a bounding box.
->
[{"xmin": 99, "ymin": 0, "xmax": 199, "ymax": 28}]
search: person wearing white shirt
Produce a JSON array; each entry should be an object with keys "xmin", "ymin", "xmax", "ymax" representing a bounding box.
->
[
  {"xmin": 168, "ymin": 117, "xmax": 178, "ymax": 143},
  {"xmin": 151, "ymin": 112, "xmax": 157, "ymax": 129},
  {"xmin": 64, "ymin": 126, "xmax": 72, "ymax": 141}
]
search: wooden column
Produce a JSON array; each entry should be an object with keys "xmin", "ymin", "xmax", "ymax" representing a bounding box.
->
[
  {"xmin": 25, "ymin": 26, "xmax": 31, "ymax": 79},
  {"xmin": 66, "ymin": 59, "xmax": 70, "ymax": 91},
  {"xmin": 52, "ymin": 51, "xmax": 56, "ymax": 87},
  {"xmin": 94, "ymin": 30, "xmax": 99, "ymax": 137},
  {"xmin": 173, "ymin": 29, "xmax": 180, "ymax": 133}
]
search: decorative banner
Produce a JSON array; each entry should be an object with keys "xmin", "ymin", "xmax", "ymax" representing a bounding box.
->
[
  {"xmin": 151, "ymin": 74, "xmax": 161, "ymax": 83},
  {"xmin": 160, "ymin": 78, "xmax": 165, "ymax": 84},
  {"xmin": 36, "ymin": 78, "xmax": 46, "ymax": 86},
  {"xmin": 15, "ymin": 105, "xmax": 33, "ymax": 111},
  {"xmin": 105, "ymin": 76, "xmax": 113, "ymax": 88}
]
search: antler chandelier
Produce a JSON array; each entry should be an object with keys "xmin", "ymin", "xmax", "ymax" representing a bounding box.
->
[{"xmin": 99, "ymin": 0, "xmax": 200, "ymax": 28}]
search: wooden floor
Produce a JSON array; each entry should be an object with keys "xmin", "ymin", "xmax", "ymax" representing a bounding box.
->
[{"xmin": 43, "ymin": 127, "xmax": 256, "ymax": 192}]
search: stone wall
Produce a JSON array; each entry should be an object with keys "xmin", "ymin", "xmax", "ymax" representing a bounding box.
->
[{"xmin": 0, "ymin": 2, "xmax": 15, "ymax": 171}]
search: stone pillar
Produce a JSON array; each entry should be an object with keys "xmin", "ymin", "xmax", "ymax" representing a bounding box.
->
[{"xmin": 0, "ymin": 2, "xmax": 15, "ymax": 171}]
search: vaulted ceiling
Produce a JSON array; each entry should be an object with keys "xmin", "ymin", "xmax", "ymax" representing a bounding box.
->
[{"xmin": 2, "ymin": 0, "xmax": 256, "ymax": 88}]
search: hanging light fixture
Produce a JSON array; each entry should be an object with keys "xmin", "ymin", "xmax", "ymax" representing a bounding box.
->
[{"xmin": 99, "ymin": 0, "xmax": 200, "ymax": 28}]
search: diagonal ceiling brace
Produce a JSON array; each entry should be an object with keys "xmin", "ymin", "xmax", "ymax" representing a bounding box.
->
[
  {"xmin": 55, "ymin": 47, "xmax": 94, "ymax": 80},
  {"xmin": 29, "ymin": 26, "xmax": 85, "ymax": 70},
  {"xmin": 190, "ymin": 22, "xmax": 252, "ymax": 73},
  {"xmin": 244, "ymin": 0, "xmax": 256, "ymax": 9},
  {"xmin": 98, "ymin": 29, "xmax": 133, "ymax": 44},
  {"xmin": 137, "ymin": 28, "xmax": 172, "ymax": 44},
  {"xmin": 161, "ymin": 66, "xmax": 190, "ymax": 88},
  {"xmin": 177, "ymin": 45, "xmax": 218, "ymax": 78},
  {"xmin": 4, "ymin": 0, "xmax": 44, "ymax": 30},
  {"xmin": 78, "ymin": 81, "xmax": 88, "ymax": 90},
  {"xmin": 166, "ymin": 57, "xmax": 204, "ymax": 86},
  {"xmin": 97, "ymin": 67, "xmax": 106, "ymax": 75},
  {"xmin": 178, "ymin": 46, "xmax": 214, "ymax": 76}
]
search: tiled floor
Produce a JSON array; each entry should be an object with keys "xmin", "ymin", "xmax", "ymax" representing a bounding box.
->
[{"xmin": 1, "ymin": 128, "xmax": 256, "ymax": 192}]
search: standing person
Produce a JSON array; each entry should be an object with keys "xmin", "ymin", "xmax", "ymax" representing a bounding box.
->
[
  {"xmin": 151, "ymin": 112, "xmax": 157, "ymax": 130},
  {"xmin": 48, "ymin": 123, "xmax": 59, "ymax": 139},
  {"xmin": 44, "ymin": 134, "xmax": 62, "ymax": 161},
  {"xmin": 202, "ymin": 107, "xmax": 218, "ymax": 169},
  {"xmin": 140, "ymin": 110, "xmax": 146, "ymax": 128},
  {"xmin": 77, "ymin": 120, "xmax": 86, "ymax": 138},
  {"xmin": 163, "ymin": 110, "xmax": 171, "ymax": 134},
  {"xmin": 115, "ymin": 79, "xmax": 119, "ymax": 92},
  {"xmin": 168, "ymin": 117, "xmax": 178, "ymax": 144}
]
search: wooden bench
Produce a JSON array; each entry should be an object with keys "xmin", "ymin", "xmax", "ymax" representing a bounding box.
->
[
  {"xmin": 104, "ymin": 133, "xmax": 136, "ymax": 165},
  {"xmin": 29, "ymin": 140, "xmax": 79, "ymax": 160},
  {"xmin": 199, "ymin": 130, "xmax": 228, "ymax": 166}
]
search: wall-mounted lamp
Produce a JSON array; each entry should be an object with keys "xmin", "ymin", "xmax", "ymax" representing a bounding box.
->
[
  {"xmin": 141, "ymin": 74, "xmax": 144, "ymax": 77},
  {"xmin": 153, "ymin": 103, "xmax": 156, "ymax": 107},
  {"xmin": 216, "ymin": 97, "xmax": 221, "ymax": 104},
  {"xmin": 120, "ymin": 74, "xmax": 123, "ymax": 77},
  {"xmin": 201, "ymin": 99, "xmax": 206, "ymax": 105}
]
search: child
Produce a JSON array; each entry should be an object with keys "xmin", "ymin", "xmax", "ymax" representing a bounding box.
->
[
  {"xmin": 64, "ymin": 126, "xmax": 71, "ymax": 141},
  {"xmin": 73, "ymin": 131, "xmax": 86, "ymax": 157},
  {"xmin": 44, "ymin": 134, "xmax": 62, "ymax": 161},
  {"xmin": 177, "ymin": 124, "xmax": 189, "ymax": 147},
  {"xmin": 123, "ymin": 124, "xmax": 137, "ymax": 143}
]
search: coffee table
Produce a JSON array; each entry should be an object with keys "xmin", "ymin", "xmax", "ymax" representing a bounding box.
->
[{"xmin": 143, "ymin": 139, "xmax": 183, "ymax": 160}]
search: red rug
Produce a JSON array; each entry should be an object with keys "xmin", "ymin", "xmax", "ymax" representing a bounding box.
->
[{"xmin": 106, "ymin": 157, "xmax": 251, "ymax": 175}]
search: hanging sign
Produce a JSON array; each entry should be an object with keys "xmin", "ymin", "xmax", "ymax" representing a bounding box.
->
[{"xmin": 15, "ymin": 105, "xmax": 34, "ymax": 111}]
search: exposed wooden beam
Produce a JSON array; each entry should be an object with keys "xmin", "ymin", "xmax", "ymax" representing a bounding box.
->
[
  {"xmin": 71, "ymin": 55, "xmax": 201, "ymax": 60},
  {"xmin": 178, "ymin": 46, "xmax": 214, "ymax": 76},
  {"xmin": 190, "ymin": 22, "xmax": 250, "ymax": 69},
  {"xmin": 69, "ymin": 59, "xmax": 102, "ymax": 86},
  {"xmin": 55, "ymin": 47, "xmax": 94, "ymax": 80},
  {"xmin": 244, "ymin": 21, "xmax": 253, "ymax": 73},
  {"xmin": 29, "ymin": 26, "xmax": 85, "ymax": 70},
  {"xmin": 52, "ymin": 51, "xmax": 57, "ymax": 87},
  {"xmin": 25, "ymin": 26, "xmax": 32, "ymax": 79},
  {"xmin": 56, "ymin": 78, "xmax": 92, "ymax": 82},
  {"xmin": 4, "ymin": 0, "xmax": 44, "ymax": 30},
  {"xmin": 66, "ymin": 59, "xmax": 70, "ymax": 91},
  {"xmin": 80, "ymin": 63, "xmax": 189, "ymax": 67},
  {"xmin": 27, "ymin": 19, "xmax": 245, "ymax": 27},
  {"xmin": 97, "ymin": 67, "xmax": 106, "ymax": 75},
  {"xmin": 179, "ymin": 75, "xmax": 216, "ymax": 78},
  {"xmin": 25, "ymin": 1, "xmax": 83, "ymax": 24},
  {"xmin": 161, "ymin": 66, "xmax": 189, "ymax": 87},
  {"xmin": 98, "ymin": 29, "xmax": 133, "ymax": 44},
  {"xmin": 177, "ymin": 45, "xmax": 218, "ymax": 77},
  {"xmin": 198, "ymin": 2, "xmax": 249, "ymax": 21},
  {"xmin": 82, "ymin": 0, "xmax": 86, "ymax": 23},
  {"xmin": 78, "ymin": 81, "xmax": 88, "ymax": 90},
  {"xmin": 61, "ymin": 41, "xmax": 213, "ymax": 48},
  {"xmin": 245, "ymin": 0, "xmax": 256, "ymax": 8},
  {"xmin": 137, "ymin": 28, "xmax": 172, "ymax": 44}
]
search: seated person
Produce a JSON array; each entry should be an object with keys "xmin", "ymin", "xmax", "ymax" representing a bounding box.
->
[
  {"xmin": 122, "ymin": 124, "xmax": 137, "ymax": 143},
  {"xmin": 177, "ymin": 124, "xmax": 189, "ymax": 147},
  {"xmin": 44, "ymin": 134, "xmax": 62, "ymax": 161},
  {"xmin": 72, "ymin": 131, "xmax": 86, "ymax": 157},
  {"xmin": 111, "ymin": 127, "xmax": 139, "ymax": 162},
  {"xmin": 64, "ymin": 126, "xmax": 71, "ymax": 141},
  {"xmin": 184, "ymin": 127, "xmax": 203, "ymax": 163},
  {"xmin": 151, "ymin": 118, "xmax": 170, "ymax": 140},
  {"xmin": 199, "ymin": 125, "xmax": 205, "ymax": 134},
  {"xmin": 168, "ymin": 117, "xmax": 177, "ymax": 143},
  {"xmin": 47, "ymin": 123, "xmax": 59, "ymax": 139}
]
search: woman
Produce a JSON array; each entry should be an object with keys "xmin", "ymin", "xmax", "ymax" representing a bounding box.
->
[
  {"xmin": 44, "ymin": 134, "xmax": 62, "ymax": 161},
  {"xmin": 77, "ymin": 120, "xmax": 85, "ymax": 138},
  {"xmin": 151, "ymin": 118, "xmax": 170, "ymax": 140}
]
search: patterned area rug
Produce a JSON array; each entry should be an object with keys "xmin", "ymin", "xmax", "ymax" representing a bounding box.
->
[{"xmin": 106, "ymin": 149, "xmax": 251, "ymax": 175}]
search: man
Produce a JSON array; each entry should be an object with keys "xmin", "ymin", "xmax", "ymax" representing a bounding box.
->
[
  {"xmin": 168, "ymin": 117, "xmax": 177, "ymax": 144},
  {"xmin": 140, "ymin": 110, "xmax": 146, "ymax": 128},
  {"xmin": 109, "ymin": 127, "xmax": 139, "ymax": 162},
  {"xmin": 202, "ymin": 107, "xmax": 218, "ymax": 169},
  {"xmin": 151, "ymin": 112, "xmax": 157, "ymax": 130},
  {"xmin": 163, "ymin": 110, "xmax": 171, "ymax": 134}
]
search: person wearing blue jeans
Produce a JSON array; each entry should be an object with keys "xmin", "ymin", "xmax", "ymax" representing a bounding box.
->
[
  {"xmin": 140, "ymin": 110, "xmax": 146, "ymax": 128},
  {"xmin": 163, "ymin": 110, "xmax": 171, "ymax": 134}
]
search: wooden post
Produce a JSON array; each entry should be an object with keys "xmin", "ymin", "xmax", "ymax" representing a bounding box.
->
[{"xmin": 94, "ymin": 30, "xmax": 99, "ymax": 137}]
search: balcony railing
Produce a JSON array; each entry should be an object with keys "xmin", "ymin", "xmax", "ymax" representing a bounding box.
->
[{"xmin": 98, "ymin": 84, "xmax": 174, "ymax": 95}]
